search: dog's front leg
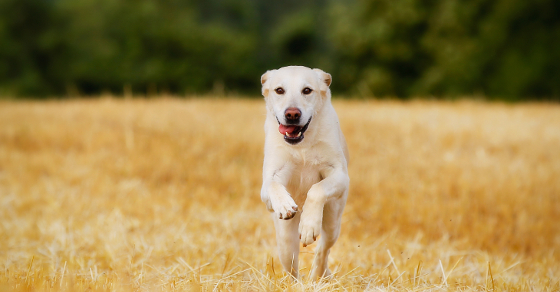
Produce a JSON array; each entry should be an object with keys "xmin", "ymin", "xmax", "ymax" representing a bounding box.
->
[
  {"xmin": 262, "ymin": 180, "xmax": 298, "ymax": 219},
  {"xmin": 261, "ymin": 162, "xmax": 300, "ymax": 277},
  {"xmin": 261, "ymin": 160, "xmax": 298, "ymax": 220},
  {"xmin": 299, "ymin": 167, "xmax": 349, "ymax": 280},
  {"xmin": 272, "ymin": 212, "xmax": 301, "ymax": 278},
  {"xmin": 299, "ymin": 167, "xmax": 349, "ymax": 246}
]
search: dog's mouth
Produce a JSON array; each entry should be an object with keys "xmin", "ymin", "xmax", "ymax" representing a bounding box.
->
[{"xmin": 277, "ymin": 117, "xmax": 312, "ymax": 145}]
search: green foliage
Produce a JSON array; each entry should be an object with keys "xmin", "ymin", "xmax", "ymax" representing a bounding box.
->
[
  {"xmin": 51, "ymin": 0, "xmax": 259, "ymax": 95},
  {"xmin": 328, "ymin": 0, "xmax": 560, "ymax": 100},
  {"xmin": 0, "ymin": 0, "xmax": 558, "ymax": 99},
  {"xmin": 0, "ymin": 0, "xmax": 56, "ymax": 96}
]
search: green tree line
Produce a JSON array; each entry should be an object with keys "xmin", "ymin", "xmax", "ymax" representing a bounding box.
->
[{"xmin": 1, "ymin": 0, "xmax": 559, "ymax": 100}]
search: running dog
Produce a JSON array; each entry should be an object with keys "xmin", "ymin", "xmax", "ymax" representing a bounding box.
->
[{"xmin": 260, "ymin": 66, "xmax": 349, "ymax": 279}]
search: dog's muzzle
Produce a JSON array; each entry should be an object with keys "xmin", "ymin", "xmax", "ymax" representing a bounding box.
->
[{"xmin": 277, "ymin": 116, "xmax": 312, "ymax": 145}]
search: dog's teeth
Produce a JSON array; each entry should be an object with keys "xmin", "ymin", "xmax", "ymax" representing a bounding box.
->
[
  {"xmin": 285, "ymin": 132, "xmax": 291, "ymax": 137},
  {"xmin": 297, "ymin": 132, "xmax": 302, "ymax": 137}
]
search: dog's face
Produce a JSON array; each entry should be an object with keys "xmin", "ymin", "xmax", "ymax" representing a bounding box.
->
[{"xmin": 261, "ymin": 66, "xmax": 332, "ymax": 145}]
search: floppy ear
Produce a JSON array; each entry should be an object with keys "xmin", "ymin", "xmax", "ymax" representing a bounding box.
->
[
  {"xmin": 313, "ymin": 68, "xmax": 332, "ymax": 87},
  {"xmin": 261, "ymin": 71, "xmax": 271, "ymax": 85},
  {"xmin": 261, "ymin": 70, "xmax": 275, "ymax": 97}
]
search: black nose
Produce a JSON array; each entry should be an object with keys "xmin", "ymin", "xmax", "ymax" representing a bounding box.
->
[{"xmin": 284, "ymin": 108, "xmax": 301, "ymax": 123}]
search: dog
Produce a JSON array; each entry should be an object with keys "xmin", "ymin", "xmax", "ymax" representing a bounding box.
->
[{"xmin": 260, "ymin": 66, "xmax": 349, "ymax": 280}]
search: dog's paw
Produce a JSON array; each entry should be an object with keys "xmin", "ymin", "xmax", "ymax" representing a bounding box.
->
[
  {"xmin": 299, "ymin": 212, "xmax": 322, "ymax": 246},
  {"xmin": 270, "ymin": 194, "xmax": 298, "ymax": 220},
  {"xmin": 262, "ymin": 197, "xmax": 275, "ymax": 213}
]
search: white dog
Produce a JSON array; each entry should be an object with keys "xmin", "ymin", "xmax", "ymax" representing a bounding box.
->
[{"xmin": 260, "ymin": 66, "xmax": 349, "ymax": 280}]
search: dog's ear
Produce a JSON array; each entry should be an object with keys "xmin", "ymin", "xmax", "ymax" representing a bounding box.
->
[
  {"xmin": 261, "ymin": 71, "xmax": 270, "ymax": 85},
  {"xmin": 313, "ymin": 68, "xmax": 332, "ymax": 87},
  {"xmin": 261, "ymin": 70, "xmax": 276, "ymax": 97}
]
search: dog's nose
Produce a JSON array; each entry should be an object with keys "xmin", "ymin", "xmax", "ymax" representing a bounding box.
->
[{"xmin": 284, "ymin": 108, "xmax": 301, "ymax": 123}]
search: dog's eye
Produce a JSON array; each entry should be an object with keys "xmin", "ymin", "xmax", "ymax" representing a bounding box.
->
[
  {"xmin": 275, "ymin": 87, "xmax": 285, "ymax": 95},
  {"xmin": 302, "ymin": 88, "xmax": 313, "ymax": 95}
]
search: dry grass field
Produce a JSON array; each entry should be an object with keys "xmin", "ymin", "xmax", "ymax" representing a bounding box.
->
[{"xmin": 0, "ymin": 97, "xmax": 559, "ymax": 291}]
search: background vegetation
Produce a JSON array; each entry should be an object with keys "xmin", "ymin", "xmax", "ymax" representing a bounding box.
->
[{"xmin": 1, "ymin": 0, "xmax": 559, "ymax": 100}]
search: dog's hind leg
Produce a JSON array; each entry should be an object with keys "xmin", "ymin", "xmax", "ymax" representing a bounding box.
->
[
  {"xmin": 310, "ymin": 195, "xmax": 346, "ymax": 280},
  {"xmin": 273, "ymin": 212, "xmax": 301, "ymax": 279}
]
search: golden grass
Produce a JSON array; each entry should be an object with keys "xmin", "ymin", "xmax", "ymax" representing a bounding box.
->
[{"xmin": 0, "ymin": 97, "xmax": 559, "ymax": 291}]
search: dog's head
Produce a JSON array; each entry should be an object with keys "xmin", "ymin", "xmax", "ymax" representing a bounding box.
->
[{"xmin": 261, "ymin": 66, "xmax": 332, "ymax": 145}]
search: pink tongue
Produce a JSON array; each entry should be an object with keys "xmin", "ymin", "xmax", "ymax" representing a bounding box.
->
[{"xmin": 279, "ymin": 124, "xmax": 298, "ymax": 135}]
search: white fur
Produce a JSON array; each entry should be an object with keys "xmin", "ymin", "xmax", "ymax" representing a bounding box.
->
[{"xmin": 260, "ymin": 66, "xmax": 349, "ymax": 280}]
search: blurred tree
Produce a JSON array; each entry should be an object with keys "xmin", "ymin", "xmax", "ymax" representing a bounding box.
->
[
  {"xmin": 54, "ymin": 0, "xmax": 259, "ymax": 95},
  {"xmin": 327, "ymin": 0, "xmax": 433, "ymax": 97},
  {"xmin": 0, "ymin": 0, "xmax": 59, "ymax": 96},
  {"xmin": 0, "ymin": 0, "xmax": 558, "ymax": 99},
  {"xmin": 327, "ymin": 0, "xmax": 560, "ymax": 100}
]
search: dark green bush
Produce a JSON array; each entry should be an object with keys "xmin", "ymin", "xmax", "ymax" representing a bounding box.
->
[{"xmin": 0, "ymin": 0, "xmax": 558, "ymax": 100}]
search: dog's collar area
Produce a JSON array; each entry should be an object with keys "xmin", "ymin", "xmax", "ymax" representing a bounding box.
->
[{"xmin": 277, "ymin": 116, "xmax": 312, "ymax": 145}]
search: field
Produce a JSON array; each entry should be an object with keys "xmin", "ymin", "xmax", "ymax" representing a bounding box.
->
[{"xmin": 1, "ymin": 97, "xmax": 559, "ymax": 291}]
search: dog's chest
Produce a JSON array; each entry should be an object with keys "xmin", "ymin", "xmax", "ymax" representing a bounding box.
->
[{"xmin": 286, "ymin": 155, "xmax": 323, "ymax": 206}]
